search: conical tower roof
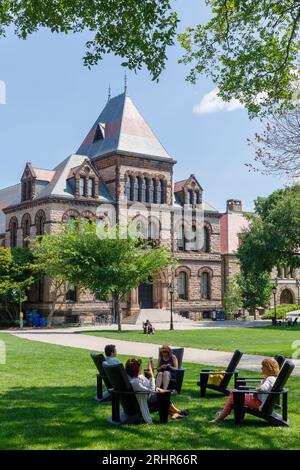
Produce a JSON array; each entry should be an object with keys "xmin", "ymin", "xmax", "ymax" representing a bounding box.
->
[{"xmin": 76, "ymin": 93, "xmax": 171, "ymax": 161}]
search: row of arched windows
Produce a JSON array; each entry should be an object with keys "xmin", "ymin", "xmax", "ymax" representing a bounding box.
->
[
  {"xmin": 178, "ymin": 225, "xmax": 210, "ymax": 252},
  {"xmin": 125, "ymin": 175, "xmax": 165, "ymax": 204},
  {"xmin": 9, "ymin": 210, "xmax": 46, "ymax": 248},
  {"xmin": 177, "ymin": 270, "xmax": 211, "ymax": 300}
]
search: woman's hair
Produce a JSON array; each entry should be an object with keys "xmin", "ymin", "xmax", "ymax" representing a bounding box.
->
[
  {"xmin": 261, "ymin": 358, "xmax": 280, "ymax": 377},
  {"xmin": 159, "ymin": 344, "xmax": 172, "ymax": 358},
  {"xmin": 125, "ymin": 358, "xmax": 142, "ymax": 378}
]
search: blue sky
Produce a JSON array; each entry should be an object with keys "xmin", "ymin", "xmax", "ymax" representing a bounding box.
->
[{"xmin": 0, "ymin": 0, "xmax": 285, "ymax": 212}]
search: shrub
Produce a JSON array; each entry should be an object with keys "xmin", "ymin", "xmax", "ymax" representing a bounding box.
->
[{"xmin": 262, "ymin": 304, "xmax": 299, "ymax": 319}]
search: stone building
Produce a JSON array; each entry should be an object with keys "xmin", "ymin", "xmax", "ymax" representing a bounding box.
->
[{"xmin": 0, "ymin": 92, "xmax": 223, "ymax": 323}]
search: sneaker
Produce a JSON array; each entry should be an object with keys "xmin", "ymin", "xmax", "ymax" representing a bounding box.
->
[{"xmin": 179, "ymin": 409, "xmax": 189, "ymax": 416}]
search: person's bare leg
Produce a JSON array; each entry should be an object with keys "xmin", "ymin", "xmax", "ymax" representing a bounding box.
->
[
  {"xmin": 169, "ymin": 403, "xmax": 183, "ymax": 419},
  {"xmin": 162, "ymin": 371, "xmax": 171, "ymax": 389},
  {"xmin": 155, "ymin": 372, "xmax": 163, "ymax": 388}
]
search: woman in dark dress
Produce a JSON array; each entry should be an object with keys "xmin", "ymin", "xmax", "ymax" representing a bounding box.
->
[{"xmin": 155, "ymin": 345, "xmax": 178, "ymax": 390}]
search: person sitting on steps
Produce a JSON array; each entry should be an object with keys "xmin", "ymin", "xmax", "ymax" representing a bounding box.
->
[
  {"xmin": 210, "ymin": 358, "xmax": 280, "ymax": 424},
  {"xmin": 155, "ymin": 345, "xmax": 178, "ymax": 390}
]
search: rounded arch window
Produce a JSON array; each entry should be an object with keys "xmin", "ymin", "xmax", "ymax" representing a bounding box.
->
[
  {"xmin": 126, "ymin": 175, "xmax": 132, "ymax": 200},
  {"xmin": 10, "ymin": 218, "xmax": 18, "ymax": 248},
  {"xmin": 150, "ymin": 179, "xmax": 155, "ymax": 204},
  {"xmin": 142, "ymin": 178, "xmax": 147, "ymax": 203},
  {"xmin": 178, "ymin": 271, "xmax": 188, "ymax": 300},
  {"xmin": 22, "ymin": 214, "xmax": 31, "ymax": 248},
  {"xmin": 201, "ymin": 272, "xmax": 210, "ymax": 299},
  {"xmin": 134, "ymin": 177, "xmax": 139, "ymax": 201},
  {"xmin": 157, "ymin": 180, "xmax": 164, "ymax": 204},
  {"xmin": 35, "ymin": 210, "xmax": 46, "ymax": 238},
  {"xmin": 203, "ymin": 226, "xmax": 210, "ymax": 252}
]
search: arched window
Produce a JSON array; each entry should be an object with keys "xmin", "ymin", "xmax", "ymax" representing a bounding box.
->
[
  {"xmin": 203, "ymin": 227, "xmax": 210, "ymax": 252},
  {"xmin": 10, "ymin": 218, "xmax": 18, "ymax": 248},
  {"xmin": 150, "ymin": 179, "xmax": 155, "ymax": 203},
  {"xmin": 22, "ymin": 214, "xmax": 31, "ymax": 248},
  {"xmin": 134, "ymin": 177, "xmax": 139, "ymax": 201},
  {"xmin": 66, "ymin": 283, "xmax": 77, "ymax": 302},
  {"xmin": 178, "ymin": 225, "xmax": 185, "ymax": 251},
  {"xmin": 126, "ymin": 175, "xmax": 132, "ymax": 200},
  {"xmin": 178, "ymin": 272, "xmax": 187, "ymax": 300},
  {"xmin": 79, "ymin": 177, "xmax": 85, "ymax": 196},
  {"xmin": 189, "ymin": 225, "xmax": 197, "ymax": 251},
  {"xmin": 142, "ymin": 178, "xmax": 147, "ymax": 203},
  {"xmin": 196, "ymin": 192, "xmax": 200, "ymax": 205},
  {"xmin": 35, "ymin": 210, "xmax": 46, "ymax": 239},
  {"xmin": 201, "ymin": 272, "xmax": 210, "ymax": 299},
  {"xmin": 88, "ymin": 178, "xmax": 94, "ymax": 197},
  {"xmin": 157, "ymin": 180, "xmax": 164, "ymax": 204},
  {"xmin": 189, "ymin": 190, "xmax": 194, "ymax": 205},
  {"xmin": 149, "ymin": 221, "xmax": 158, "ymax": 240}
]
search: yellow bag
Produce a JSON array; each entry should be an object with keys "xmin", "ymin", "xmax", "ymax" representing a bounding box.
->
[{"xmin": 208, "ymin": 370, "xmax": 225, "ymax": 386}]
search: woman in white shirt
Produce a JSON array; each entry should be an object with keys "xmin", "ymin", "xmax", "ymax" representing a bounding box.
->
[
  {"xmin": 125, "ymin": 358, "xmax": 188, "ymax": 424},
  {"xmin": 210, "ymin": 358, "xmax": 280, "ymax": 423}
]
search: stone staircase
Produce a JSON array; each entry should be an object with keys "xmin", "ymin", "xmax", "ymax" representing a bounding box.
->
[
  {"xmin": 122, "ymin": 311, "xmax": 141, "ymax": 325},
  {"xmin": 135, "ymin": 308, "xmax": 197, "ymax": 326}
]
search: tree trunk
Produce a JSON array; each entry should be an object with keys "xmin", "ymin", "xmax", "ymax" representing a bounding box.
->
[{"xmin": 114, "ymin": 294, "xmax": 122, "ymax": 332}]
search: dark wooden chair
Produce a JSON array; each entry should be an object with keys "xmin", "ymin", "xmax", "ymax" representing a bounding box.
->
[
  {"xmin": 155, "ymin": 347, "xmax": 186, "ymax": 394},
  {"xmin": 197, "ymin": 349, "xmax": 243, "ymax": 397},
  {"xmin": 90, "ymin": 352, "xmax": 112, "ymax": 402},
  {"xmin": 103, "ymin": 363, "xmax": 171, "ymax": 424},
  {"xmin": 233, "ymin": 360, "xmax": 295, "ymax": 426}
]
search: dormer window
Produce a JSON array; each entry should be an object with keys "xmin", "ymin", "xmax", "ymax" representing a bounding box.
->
[
  {"xmin": 22, "ymin": 179, "xmax": 33, "ymax": 202},
  {"xmin": 88, "ymin": 178, "xmax": 95, "ymax": 197}
]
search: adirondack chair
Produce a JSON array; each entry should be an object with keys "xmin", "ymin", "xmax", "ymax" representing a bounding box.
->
[
  {"xmin": 167, "ymin": 348, "xmax": 186, "ymax": 394},
  {"xmin": 103, "ymin": 363, "xmax": 171, "ymax": 424},
  {"xmin": 233, "ymin": 360, "xmax": 295, "ymax": 426},
  {"xmin": 197, "ymin": 349, "xmax": 243, "ymax": 397},
  {"xmin": 90, "ymin": 352, "xmax": 112, "ymax": 402}
]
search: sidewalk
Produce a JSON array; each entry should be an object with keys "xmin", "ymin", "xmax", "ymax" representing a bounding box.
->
[{"xmin": 5, "ymin": 327, "xmax": 300, "ymax": 376}]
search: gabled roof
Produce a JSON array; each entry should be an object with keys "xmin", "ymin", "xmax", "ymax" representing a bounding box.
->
[
  {"xmin": 174, "ymin": 174, "xmax": 203, "ymax": 193},
  {"xmin": 76, "ymin": 93, "xmax": 171, "ymax": 161},
  {"xmin": 0, "ymin": 184, "xmax": 21, "ymax": 233}
]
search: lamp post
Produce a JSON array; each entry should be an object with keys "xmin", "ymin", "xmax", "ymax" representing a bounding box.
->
[
  {"xmin": 168, "ymin": 283, "xmax": 174, "ymax": 331},
  {"xmin": 272, "ymin": 280, "xmax": 278, "ymax": 326},
  {"xmin": 13, "ymin": 288, "xmax": 23, "ymax": 329},
  {"xmin": 296, "ymin": 278, "xmax": 300, "ymax": 305}
]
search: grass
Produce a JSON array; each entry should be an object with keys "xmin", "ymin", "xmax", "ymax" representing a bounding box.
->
[
  {"xmin": 0, "ymin": 333, "xmax": 300, "ymax": 450},
  {"xmin": 80, "ymin": 326, "xmax": 300, "ymax": 358}
]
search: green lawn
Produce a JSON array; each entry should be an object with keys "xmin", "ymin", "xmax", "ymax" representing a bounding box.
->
[
  {"xmin": 80, "ymin": 326, "xmax": 300, "ymax": 358},
  {"xmin": 0, "ymin": 333, "xmax": 299, "ymax": 450}
]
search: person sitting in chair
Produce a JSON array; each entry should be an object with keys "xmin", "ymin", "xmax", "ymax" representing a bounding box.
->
[
  {"xmin": 210, "ymin": 358, "xmax": 280, "ymax": 424},
  {"xmin": 126, "ymin": 358, "xmax": 188, "ymax": 424},
  {"xmin": 155, "ymin": 345, "xmax": 178, "ymax": 390},
  {"xmin": 104, "ymin": 344, "xmax": 120, "ymax": 365}
]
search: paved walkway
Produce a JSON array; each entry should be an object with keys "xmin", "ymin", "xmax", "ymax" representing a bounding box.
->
[{"xmin": 4, "ymin": 326, "xmax": 300, "ymax": 376}]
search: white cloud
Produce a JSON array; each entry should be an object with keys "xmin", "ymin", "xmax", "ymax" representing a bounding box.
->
[{"xmin": 193, "ymin": 88, "xmax": 243, "ymax": 115}]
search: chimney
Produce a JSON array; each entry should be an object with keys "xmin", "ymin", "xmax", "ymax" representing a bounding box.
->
[{"xmin": 227, "ymin": 199, "xmax": 242, "ymax": 213}]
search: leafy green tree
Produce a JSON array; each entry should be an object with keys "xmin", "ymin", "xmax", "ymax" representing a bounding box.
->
[
  {"xmin": 179, "ymin": 1, "xmax": 300, "ymax": 116},
  {"xmin": 32, "ymin": 222, "xmax": 174, "ymax": 330},
  {"xmin": 223, "ymin": 276, "xmax": 242, "ymax": 320},
  {"xmin": 0, "ymin": 1, "xmax": 178, "ymax": 80},
  {"xmin": 237, "ymin": 271, "xmax": 273, "ymax": 319},
  {"xmin": 0, "ymin": 247, "xmax": 36, "ymax": 324},
  {"xmin": 237, "ymin": 186, "xmax": 300, "ymax": 275}
]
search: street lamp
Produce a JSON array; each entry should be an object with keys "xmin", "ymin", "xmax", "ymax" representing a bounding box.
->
[
  {"xmin": 272, "ymin": 280, "xmax": 278, "ymax": 326},
  {"xmin": 296, "ymin": 278, "xmax": 300, "ymax": 305},
  {"xmin": 13, "ymin": 288, "xmax": 23, "ymax": 329},
  {"xmin": 168, "ymin": 283, "xmax": 174, "ymax": 331}
]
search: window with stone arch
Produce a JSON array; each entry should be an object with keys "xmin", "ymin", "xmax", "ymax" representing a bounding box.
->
[
  {"xmin": 149, "ymin": 178, "xmax": 155, "ymax": 203},
  {"xmin": 148, "ymin": 218, "xmax": 159, "ymax": 241},
  {"xmin": 9, "ymin": 217, "xmax": 18, "ymax": 248},
  {"xmin": 203, "ymin": 226, "xmax": 210, "ymax": 253},
  {"xmin": 126, "ymin": 175, "xmax": 132, "ymax": 200},
  {"xmin": 62, "ymin": 210, "xmax": 80, "ymax": 225},
  {"xmin": 35, "ymin": 210, "xmax": 46, "ymax": 239},
  {"xmin": 178, "ymin": 271, "xmax": 188, "ymax": 300},
  {"xmin": 21, "ymin": 214, "xmax": 31, "ymax": 248},
  {"xmin": 178, "ymin": 224, "xmax": 186, "ymax": 251},
  {"xmin": 88, "ymin": 177, "xmax": 95, "ymax": 197},
  {"xmin": 200, "ymin": 268, "xmax": 212, "ymax": 300},
  {"xmin": 142, "ymin": 177, "xmax": 147, "ymax": 203},
  {"xmin": 134, "ymin": 176, "xmax": 140, "ymax": 201},
  {"xmin": 189, "ymin": 225, "xmax": 197, "ymax": 251}
]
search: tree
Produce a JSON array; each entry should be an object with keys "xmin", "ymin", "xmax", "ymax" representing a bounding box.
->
[
  {"xmin": 237, "ymin": 186, "xmax": 300, "ymax": 275},
  {"xmin": 179, "ymin": 1, "xmax": 300, "ymax": 116},
  {"xmin": 32, "ymin": 222, "xmax": 174, "ymax": 331},
  {"xmin": 237, "ymin": 271, "xmax": 273, "ymax": 319},
  {"xmin": 247, "ymin": 107, "xmax": 300, "ymax": 177},
  {"xmin": 0, "ymin": 247, "xmax": 36, "ymax": 324},
  {"xmin": 0, "ymin": 1, "xmax": 178, "ymax": 80},
  {"xmin": 223, "ymin": 276, "xmax": 242, "ymax": 319}
]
